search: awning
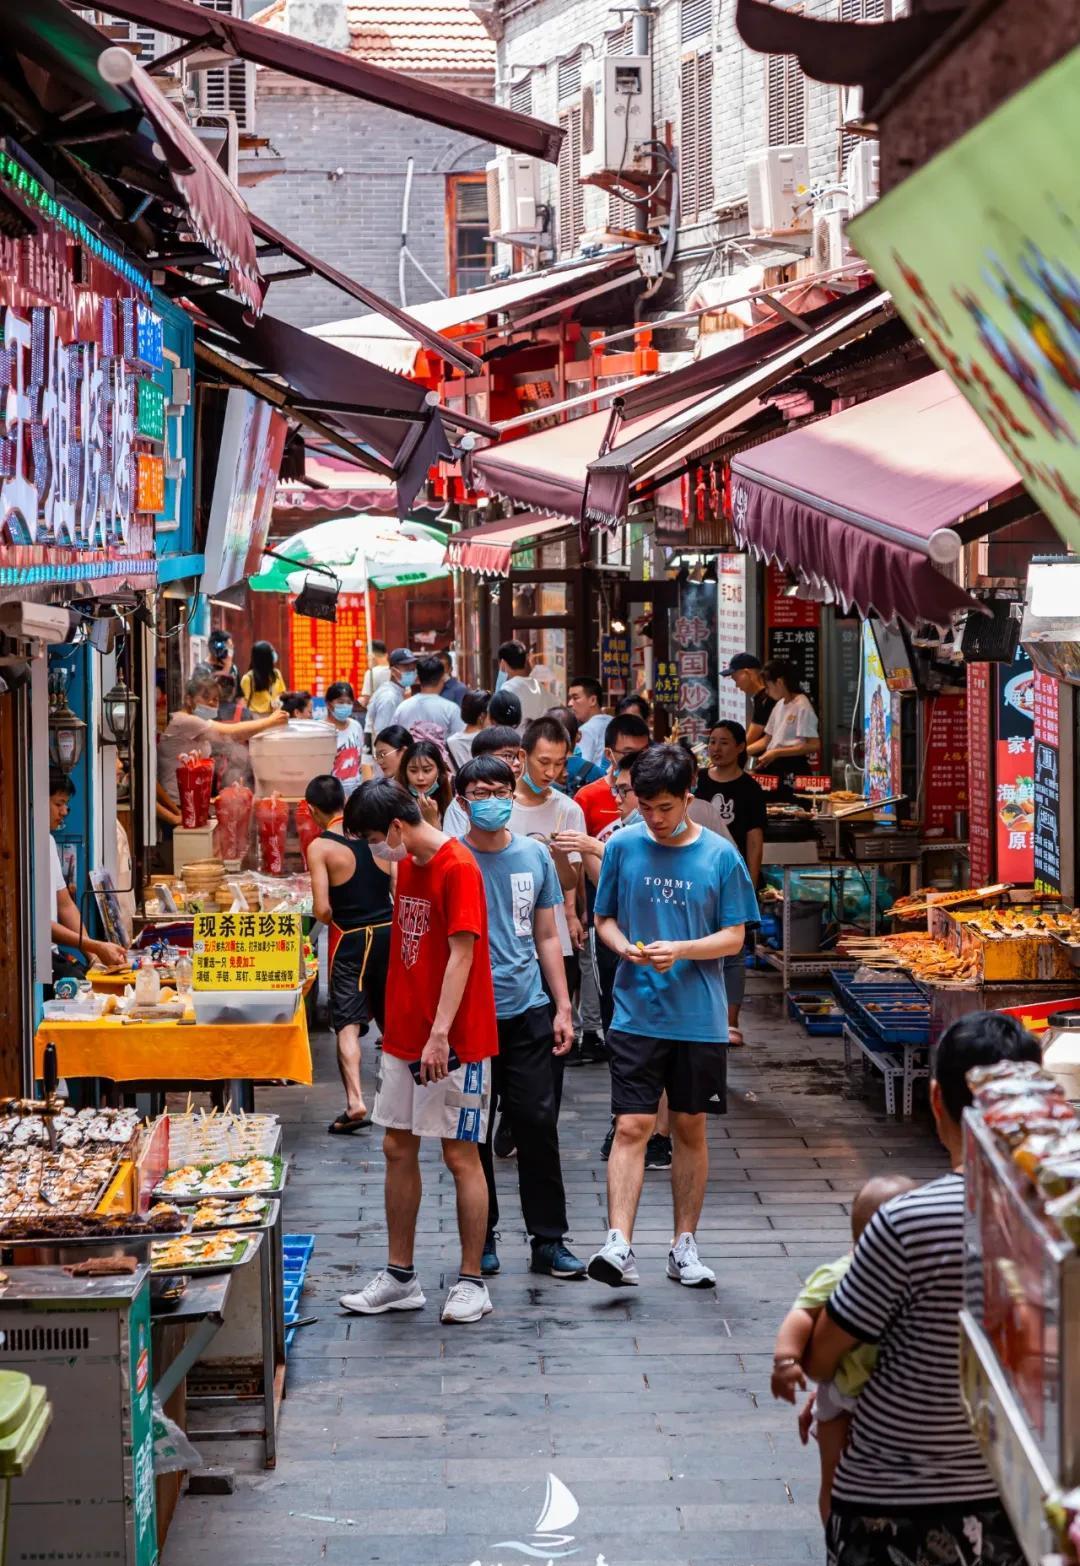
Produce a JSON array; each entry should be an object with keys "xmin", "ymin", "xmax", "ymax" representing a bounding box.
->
[
  {"xmin": 85, "ymin": 0, "xmax": 564, "ymax": 162},
  {"xmin": 583, "ymin": 289, "xmax": 892, "ymax": 528},
  {"xmin": 97, "ymin": 47, "xmax": 264, "ymax": 315},
  {"xmin": 444, "ymin": 513, "xmax": 574, "ymax": 576},
  {"xmin": 730, "ymin": 372, "xmax": 1023, "ymax": 628},
  {"xmin": 196, "ymin": 294, "xmax": 452, "ymax": 514},
  {"xmin": 272, "ymin": 479, "xmax": 398, "ymax": 532},
  {"xmin": 312, "ymin": 253, "xmax": 637, "ymax": 375}
]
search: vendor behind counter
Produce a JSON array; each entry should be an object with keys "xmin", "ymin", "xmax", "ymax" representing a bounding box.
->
[
  {"xmin": 746, "ymin": 659, "xmax": 820, "ymax": 799},
  {"xmin": 157, "ymin": 676, "xmax": 287, "ymax": 842}
]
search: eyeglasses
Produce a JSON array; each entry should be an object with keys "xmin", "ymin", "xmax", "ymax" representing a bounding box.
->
[
  {"xmin": 465, "ymin": 787, "xmax": 514, "ymax": 801},
  {"xmin": 612, "ymin": 783, "xmax": 634, "ymax": 799},
  {"xmin": 611, "ymin": 748, "xmax": 646, "ymax": 765}
]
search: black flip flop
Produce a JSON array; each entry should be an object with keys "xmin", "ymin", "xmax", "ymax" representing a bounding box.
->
[{"xmin": 328, "ymin": 1110, "xmax": 371, "ymax": 1134}]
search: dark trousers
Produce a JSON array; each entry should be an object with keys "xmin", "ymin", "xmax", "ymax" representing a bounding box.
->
[
  {"xmin": 479, "ymin": 1004, "xmax": 569, "ymax": 1243},
  {"xmin": 595, "ymin": 934, "xmax": 618, "ymax": 1037}
]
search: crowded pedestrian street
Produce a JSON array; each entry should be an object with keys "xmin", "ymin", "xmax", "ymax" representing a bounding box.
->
[{"xmin": 166, "ymin": 987, "xmax": 946, "ymax": 1566}]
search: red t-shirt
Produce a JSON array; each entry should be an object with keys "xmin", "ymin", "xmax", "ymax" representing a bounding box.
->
[
  {"xmin": 576, "ymin": 776, "xmax": 620, "ymax": 838},
  {"xmin": 382, "ymin": 838, "xmax": 499, "ymax": 1064}
]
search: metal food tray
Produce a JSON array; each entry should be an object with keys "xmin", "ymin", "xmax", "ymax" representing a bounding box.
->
[
  {"xmin": 0, "ymin": 1213, "xmax": 193, "ymax": 1267},
  {"xmin": 150, "ymin": 1232, "xmax": 261, "ymax": 1275},
  {"xmin": 153, "ymin": 1155, "xmax": 287, "ymax": 1203},
  {"xmin": 833, "ymin": 973, "xmax": 930, "ymax": 1045},
  {"xmin": 787, "ymin": 992, "xmax": 845, "ymax": 1036}
]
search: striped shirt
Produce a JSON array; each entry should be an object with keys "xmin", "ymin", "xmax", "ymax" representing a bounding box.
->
[{"xmin": 827, "ymin": 1172, "xmax": 999, "ymax": 1513}]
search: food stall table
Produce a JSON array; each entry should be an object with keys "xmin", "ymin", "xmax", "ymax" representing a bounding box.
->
[
  {"xmin": 757, "ymin": 860, "xmax": 879, "ymax": 991},
  {"xmin": 840, "ymin": 1023, "xmax": 929, "ymax": 1119},
  {"xmin": 34, "ymin": 1003, "xmax": 314, "ymax": 1104}
]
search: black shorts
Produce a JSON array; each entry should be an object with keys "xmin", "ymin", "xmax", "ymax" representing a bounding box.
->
[
  {"xmin": 607, "ymin": 1030, "xmax": 727, "ymax": 1117},
  {"xmin": 328, "ymin": 922, "xmax": 390, "ymax": 1034}
]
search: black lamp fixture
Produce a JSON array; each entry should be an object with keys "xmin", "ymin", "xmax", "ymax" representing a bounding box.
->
[
  {"xmin": 47, "ymin": 674, "xmax": 86, "ymax": 775},
  {"xmin": 100, "ymin": 673, "xmax": 139, "ymax": 749}
]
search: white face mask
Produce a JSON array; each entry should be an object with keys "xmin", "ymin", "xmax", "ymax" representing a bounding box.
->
[{"xmin": 370, "ymin": 837, "xmax": 408, "ymax": 864}]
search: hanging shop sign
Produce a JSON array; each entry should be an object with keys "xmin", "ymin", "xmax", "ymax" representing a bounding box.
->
[
  {"xmin": 653, "ymin": 661, "xmax": 681, "ymax": 711},
  {"xmin": 600, "ymin": 632, "xmax": 631, "ymax": 695},
  {"xmin": 765, "ymin": 563, "xmax": 820, "ymax": 713},
  {"xmin": 290, "ymin": 593, "xmax": 369, "ymax": 699},
  {"xmin": 923, "ymin": 692, "xmax": 969, "ymax": 835},
  {"xmin": 1033, "ymin": 669, "xmax": 1061, "ymax": 895},
  {"xmin": 849, "ymin": 50, "xmax": 1080, "ymax": 555},
  {"xmin": 715, "ymin": 553, "xmax": 749, "ymax": 725},
  {"xmin": 995, "ymin": 647, "xmax": 1035, "ymax": 884},
  {"xmin": 192, "ymin": 911, "xmax": 303, "ymax": 990},
  {"xmin": 862, "ymin": 621, "xmax": 899, "ymax": 807},
  {"xmin": 967, "ymin": 664, "xmax": 995, "ymax": 886},
  {"xmin": 669, "ymin": 581, "xmax": 720, "ymax": 747}
]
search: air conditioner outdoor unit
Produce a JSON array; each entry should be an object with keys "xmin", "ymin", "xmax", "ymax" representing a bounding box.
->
[
  {"xmin": 846, "ymin": 139, "xmax": 880, "ymax": 215},
  {"xmin": 811, "ymin": 206, "xmax": 848, "ymax": 273},
  {"xmin": 486, "ymin": 152, "xmax": 541, "ymax": 236},
  {"xmin": 194, "ymin": 110, "xmax": 239, "ymax": 187},
  {"xmin": 746, "ymin": 145, "xmax": 811, "ymax": 236},
  {"xmin": 580, "ymin": 55, "xmax": 653, "ymax": 179}
]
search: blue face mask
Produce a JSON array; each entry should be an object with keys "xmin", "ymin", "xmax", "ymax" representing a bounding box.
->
[
  {"xmin": 467, "ymin": 796, "xmax": 514, "ymax": 832},
  {"xmin": 622, "ymin": 808, "xmax": 643, "ymax": 829},
  {"xmin": 494, "ymin": 668, "xmax": 508, "ymax": 692},
  {"xmin": 521, "ymin": 769, "xmax": 547, "ymax": 795},
  {"xmin": 194, "ymin": 704, "xmax": 217, "ymax": 721},
  {"xmin": 410, "ymin": 780, "xmax": 441, "ymax": 799},
  {"xmin": 331, "ymin": 704, "xmax": 353, "ymax": 723},
  {"xmin": 399, "ymin": 670, "xmax": 417, "ymax": 689}
]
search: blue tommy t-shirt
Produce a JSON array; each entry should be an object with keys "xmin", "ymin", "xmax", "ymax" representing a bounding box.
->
[
  {"xmin": 463, "ymin": 833, "xmax": 561, "ymax": 1018},
  {"xmin": 593, "ymin": 821, "xmax": 759, "ymax": 1042}
]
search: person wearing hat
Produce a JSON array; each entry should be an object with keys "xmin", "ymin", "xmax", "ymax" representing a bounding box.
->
[
  {"xmin": 365, "ymin": 649, "xmax": 417, "ymax": 744},
  {"xmin": 721, "ymin": 654, "xmax": 776, "ymax": 751}
]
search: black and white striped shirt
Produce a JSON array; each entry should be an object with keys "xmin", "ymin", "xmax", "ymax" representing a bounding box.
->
[{"xmin": 827, "ymin": 1172, "xmax": 1000, "ymax": 1513}]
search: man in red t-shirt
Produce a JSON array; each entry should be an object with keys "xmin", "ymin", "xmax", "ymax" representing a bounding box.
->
[
  {"xmin": 573, "ymin": 714, "xmax": 651, "ymax": 836},
  {"xmin": 338, "ymin": 779, "xmax": 499, "ymax": 1325}
]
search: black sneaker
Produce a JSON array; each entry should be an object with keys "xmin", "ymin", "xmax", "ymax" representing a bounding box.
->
[
  {"xmin": 531, "ymin": 1239, "xmax": 586, "ymax": 1279},
  {"xmin": 493, "ymin": 1116, "xmax": 516, "ymax": 1159},
  {"xmin": 645, "ymin": 1134, "xmax": 673, "ymax": 1169},
  {"xmin": 481, "ymin": 1233, "xmax": 500, "ymax": 1276},
  {"xmin": 600, "ymin": 1119, "xmax": 616, "ymax": 1161},
  {"xmin": 563, "ymin": 1038, "xmax": 585, "ymax": 1068},
  {"xmin": 579, "ymin": 1031, "xmax": 608, "ymax": 1064}
]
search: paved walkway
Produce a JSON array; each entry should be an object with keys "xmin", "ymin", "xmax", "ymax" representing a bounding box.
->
[{"xmin": 165, "ymin": 981, "xmax": 946, "ymax": 1566}]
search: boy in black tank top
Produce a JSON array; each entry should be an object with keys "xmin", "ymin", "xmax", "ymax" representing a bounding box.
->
[{"xmin": 306, "ymin": 775, "xmax": 394, "ymax": 1134}]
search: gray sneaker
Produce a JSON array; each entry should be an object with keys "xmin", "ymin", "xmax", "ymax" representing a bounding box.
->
[
  {"xmin": 440, "ymin": 1279, "xmax": 493, "ymax": 1324},
  {"xmin": 340, "ymin": 1270, "xmax": 426, "ymax": 1315},
  {"xmin": 587, "ymin": 1228, "xmax": 640, "ymax": 1287},
  {"xmin": 666, "ymin": 1232, "xmax": 716, "ymax": 1288}
]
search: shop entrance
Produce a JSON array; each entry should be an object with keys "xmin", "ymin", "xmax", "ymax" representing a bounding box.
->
[{"xmin": 495, "ymin": 538, "xmax": 589, "ymax": 706}]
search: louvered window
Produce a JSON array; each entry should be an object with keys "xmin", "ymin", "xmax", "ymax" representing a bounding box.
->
[
  {"xmin": 680, "ymin": 0, "xmax": 712, "ymax": 44},
  {"xmin": 191, "ymin": 0, "xmax": 255, "ymax": 130},
  {"xmin": 766, "ymin": 51, "xmax": 805, "ymax": 145},
  {"xmin": 509, "ymin": 77, "xmax": 533, "ymax": 115},
  {"xmin": 558, "ymin": 106, "xmax": 585, "ymax": 253},
  {"xmin": 837, "ymin": 0, "xmax": 883, "ymax": 169},
  {"xmin": 557, "ymin": 54, "xmax": 582, "ymax": 102},
  {"xmin": 606, "ymin": 23, "xmax": 633, "ymax": 54},
  {"xmin": 679, "ymin": 50, "xmax": 714, "ymax": 222},
  {"xmin": 606, "ymin": 9, "xmax": 634, "ymax": 230}
]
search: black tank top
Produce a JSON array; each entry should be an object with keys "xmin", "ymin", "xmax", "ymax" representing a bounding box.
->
[{"xmin": 322, "ymin": 830, "xmax": 393, "ymax": 927}]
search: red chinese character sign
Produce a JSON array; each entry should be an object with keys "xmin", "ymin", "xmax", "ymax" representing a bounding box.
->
[
  {"xmin": 289, "ymin": 594, "xmax": 369, "ymax": 699},
  {"xmin": 668, "ymin": 582, "xmax": 719, "ymax": 747},
  {"xmin": 1033, "ymin": 670, "xmax": 1061, "ymax": 894},
  {"xmin": 996, "ymin": 648, "xmax": 1035, "ymax": 884},
  {"xmin": 967, "ymin": 664, "xmax": 994, "ymax": 886},
  {"xmin": 765, "ymin": 563, "xmax": 820, "ymax": 713},
  {"xmin": 923, "ymin": 692, "xmax": 968, "ymax": 834}
]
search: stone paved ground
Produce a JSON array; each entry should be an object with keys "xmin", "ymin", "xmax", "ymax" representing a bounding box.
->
[{"xmin": 164, "ymin": 979, "xmax": 947, "ymax": 1566}]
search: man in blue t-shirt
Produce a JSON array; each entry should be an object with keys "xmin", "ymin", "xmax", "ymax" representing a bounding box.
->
[
  {"xmin": 590, "ymin": 744, "xmax": 758, "ymax": 1291},
  {"xmin": 458, "ymin": 755, "xmax": 586, "ymax": 1282}
]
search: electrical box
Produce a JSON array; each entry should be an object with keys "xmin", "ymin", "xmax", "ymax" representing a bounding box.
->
[
  {"xmin": 746, "ymin": 145, "xmax": 811, "ymax": 236},
  {"xmin": 0, "ymin": 1267, "xmax": 157, "ymax": 1566},
  {"xmin": 846, "ymin": 139, "xmax": 880, "ymax": 215},
  {"xmin": 485, "ymin": 152, "xmax": 541, "ymax": 236},
  {"xmin": 580, "ymin": 55, "xmax": 653, "ymax": 179}
]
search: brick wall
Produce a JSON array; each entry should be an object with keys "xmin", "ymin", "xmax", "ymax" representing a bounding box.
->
[{"xmin": 247, "ymin": 74, "xmax": 493, "ymax": 328}]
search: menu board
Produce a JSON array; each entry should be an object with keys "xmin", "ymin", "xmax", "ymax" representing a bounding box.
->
[
  {"xmin": 1033, "ymin": 669, "xmax": 1061, "ymax": 895},
  {"xmin": 600, "ymin": 632, "xmax": 631, "ymax": 694},
  {"xmin": 923, "ymin": 692, "xmax": 968, "ymax": 833},
  {"xmin": 967, "ymin": 664, "xmax": 994, "ymax": 887},
  {"xmin": 995, "ymin": 647, "xmax": 1035, "ymax": 884},
  {"xmin": 653, "ymin": 661, "xmax": 680, "ymax": 711},
  {"xmin": 715, "ymin": 554, "xmax": 749, "ymax": 725},
  {"xmin": 669, "ymin": 581, "xmax": 719, "ymax": 747},
  {"xmin": 192, "ymin": 911, "xmax": 303, "ymax": 990},
  {"xmin": 289, "ymin": 593, "xmax": 369, "ymax": 699},
  {"xmin": 765, "ymin": 562, "xmax": 820, "ymax": 712}
]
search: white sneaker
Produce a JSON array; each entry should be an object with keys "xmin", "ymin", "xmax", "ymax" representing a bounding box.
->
[
  {"xmin": 667, "ymin": 1232, "xmax": 716, "ymax": 1288},
  {"xmin": 587, "ymin": 1228, "xmax": 640, "ymax": 1288},
  {"xmin": 340, "ymin": 1269, "xmax": 426, "ymax": 1315},
  {"xmin": 440, "ymin": 1279, "xmax": 493, "ymax": 1324}
]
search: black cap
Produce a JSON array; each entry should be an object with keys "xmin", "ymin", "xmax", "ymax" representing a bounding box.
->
[
  {"xmin": 720, "ymin": 652, "xmax": 763, "ymax": 678},
  {"xmin": 388, "ymin": 648, "xmax": 417, "ymax": 668}
]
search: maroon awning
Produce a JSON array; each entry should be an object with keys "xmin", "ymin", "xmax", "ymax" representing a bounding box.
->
[
  {"xmin": 272, "ymin": 481, "xmax": 397, "ymax": 531},
  {"xmin": 86, "ymin": 0, "xmax": 564, "ymax": 162},
  {"xmin": 444, "ymin": 513, "xmax": 574, "ymax": 576},
  {"xmin": 97, "ymin": 47, "xmax": 264, "ymax": 315},
  {"xmin": 730, "ymin": 373, "xmax": 1023, "ymax": 627}
]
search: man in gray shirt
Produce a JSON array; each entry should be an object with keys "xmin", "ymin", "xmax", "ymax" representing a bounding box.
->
[
  {"xmin": 401, "ymin": 656, "xmax": 466, "ymax": 759},
  {"xmin": 365, "ymin": 648, "xmax": 417, "ymax": 742}
]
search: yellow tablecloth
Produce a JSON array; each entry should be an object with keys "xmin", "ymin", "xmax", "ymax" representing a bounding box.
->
[{"xmin": 34, "ymin": 1003, "xmax": 313, "ymax": 1085}]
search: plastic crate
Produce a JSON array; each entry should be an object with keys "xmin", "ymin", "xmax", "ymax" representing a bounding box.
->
[
  {"xmin": 283, "ymin": 1234, "xmax": 315, "ymax": 1271},
  {"xmin": 833, "ymin": 973, "xmax": 930, "ymax": 1046},
  {"xmin": 787, "ymin": 991, "xmax": 845, "ymax": 1037}
]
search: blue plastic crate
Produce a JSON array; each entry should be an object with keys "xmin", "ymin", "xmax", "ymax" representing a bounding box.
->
[
  {"xmin": 787, "ymin": 991, "xmax": 845, "ymax": 1036},
  {"xmin": 283, "ymin": 1233, "xmax": 315, "ymax": 1268},
  {"xmin": 833, "ymin": 973, "xmax": 929, "ymax": 1045}
]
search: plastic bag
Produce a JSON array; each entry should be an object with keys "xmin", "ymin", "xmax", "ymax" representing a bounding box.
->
[
  {"xmin": 295, "ymin": 800, "xmax": 321, "ymax": 865},
  {"xmin": 214, "ymin": 780, "xmax": 254, "ymax": 862},
  {"xmin": 152, "ymin": 1395, "xmax": 203, "ymax": 1475},
  {"xmin": 255, "ymin": 792, "xmax": 289, "ymax": 875},
  {"xmin": 177, "ymin": 752, "xmax": 214, "ymax": 829}
]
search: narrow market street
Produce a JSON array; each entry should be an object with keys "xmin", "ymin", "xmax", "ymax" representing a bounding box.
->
[{"xmin": 166, "ymin": 981, "xmax": 946, "ymax": 1566}]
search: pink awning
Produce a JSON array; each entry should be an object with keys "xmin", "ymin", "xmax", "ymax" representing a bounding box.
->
[
  {"xmin": 97, "ymin": 47, "xmax": 264, "ymax": 315},
  {"xmin": 272, "ymin": 479, "xmax": 397, "ymax": 532},
  {"xmin": 444, "ymin": 514, "xmax": 573, "ymax": 576},
  {"xmin": 730, "ymin": 372, "xmax": 1024, "ymax": 627}
]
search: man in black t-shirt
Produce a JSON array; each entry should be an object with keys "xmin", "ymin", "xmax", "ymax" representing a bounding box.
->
[{"xmin": 720, "ymin": 654, "xmax": 775, "ymax": 750}]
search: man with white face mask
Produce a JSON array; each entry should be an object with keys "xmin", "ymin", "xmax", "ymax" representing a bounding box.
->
[
  {"xmin": 156, "ymin": 674, "xmax": 285, "ymax": 823},
  {"xmin": 589, "ymin": 744, "xmax": 759, "ymax": 1293},
  {"xmin": 339, "ymin": 779, "xmax": 499, "ymax": 1326}
]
